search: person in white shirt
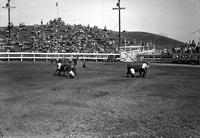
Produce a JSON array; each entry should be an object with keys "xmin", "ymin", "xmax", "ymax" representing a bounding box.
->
[
  {"xmin": 141, "ymin": 62, "xmax": 149, "ymax": 78},
  {"xmin": 69, "ymin": 70, "xmax": 75, "ymax": 78},
  {"xmin": 130, "ymin": 68, "xmax": 135, "ymax": 78},
  {"xmin": 57, "ymin": 62, "xmax": 62, "ymax": 70},
  {"xmin": 54, "ymin": 59, "xmax": 62, "ymax": 76},
  {"xmin": 68, "ymin": 64, "xmax": 76, "ymax": 78}
]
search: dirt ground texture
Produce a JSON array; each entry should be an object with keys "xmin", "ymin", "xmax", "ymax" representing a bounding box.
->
[{"xmin": 0, "ymin": 61, "xmax": 200, "ymax": 138}]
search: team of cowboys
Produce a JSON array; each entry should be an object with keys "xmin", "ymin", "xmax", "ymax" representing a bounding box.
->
[
  {"xmin": 54, "ymin": 57, "xmax": 78, "ymax": 78},
  {"xmin": 54, "ymin": 57, "xmax": 150, "ymax": 79},
  {"xmin": 127, "ymin": 62, "xmax": 150, "ymax": 78}
]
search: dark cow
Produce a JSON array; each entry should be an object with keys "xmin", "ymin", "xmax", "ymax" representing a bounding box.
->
[
  {"xmin": 54, "ymin": 59, "xmax": 77, "ymax": 78},
  {"xmin": 127, "ymin": 62, "xmax": 149, "ymax": 78},
  {"xmin": 59, "ymin": 63, "xmax": 76, "ymax": 78},
  {"xmin": 58, "ymin": 64, "xmax": 71, "ymax": 76}
]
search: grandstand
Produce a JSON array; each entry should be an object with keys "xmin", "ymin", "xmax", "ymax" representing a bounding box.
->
[
  {"xmin": 0, "ymin": 17, "xmax": 199, "ymax": 64},
  {"xmin": 0, "ymin": 18, "xmax": 184, "ymax": 53}
]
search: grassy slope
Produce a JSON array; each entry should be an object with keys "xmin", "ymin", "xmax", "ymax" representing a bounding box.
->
[{"xmin": 126, "ymin": 31, "xmax": 184, "ymax": 50}]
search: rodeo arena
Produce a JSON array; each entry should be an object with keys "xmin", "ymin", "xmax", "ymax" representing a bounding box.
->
[{"xmin": 0, "ymin": 0, "xmax": 200, "ymax": 138}]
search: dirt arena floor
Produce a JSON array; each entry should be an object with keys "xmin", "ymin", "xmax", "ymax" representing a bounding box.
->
[{"xmin": 0, "ymin": 61, "xmax": 200, "ymax": 138}]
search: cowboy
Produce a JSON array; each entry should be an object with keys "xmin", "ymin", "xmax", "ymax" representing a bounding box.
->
[
  {"xmin": 141, "ymin": 62, "xmax": 149, "ymax": 78},
  {"xmin": 130, "ymin": 68, "xmax": 135, "ymax": 78},
  {"xmin": 68, "ymin": 65, "xmax": 76, "ymax": 78},
  {"xmin": 69, "ymin": 70, "xmax": 75, "ymax": 78},
  {"xmin": 55, "ymin": 59, "xmax": 62, "ymax": 76}
]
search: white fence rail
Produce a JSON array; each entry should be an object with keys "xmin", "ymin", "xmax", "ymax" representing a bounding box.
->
[{"xmin": 0, "ymin": 52, "xmax": 120, "ymax": 62}]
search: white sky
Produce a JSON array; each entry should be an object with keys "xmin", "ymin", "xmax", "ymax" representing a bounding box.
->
[{"xmin": 0, "ymin": 0, "xmax": 200, "ymax": 42}]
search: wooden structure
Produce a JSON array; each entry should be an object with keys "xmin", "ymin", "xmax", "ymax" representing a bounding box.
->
[{"xmin": 0, "ymin": 52, "xmax": 120, "ymax": 62}]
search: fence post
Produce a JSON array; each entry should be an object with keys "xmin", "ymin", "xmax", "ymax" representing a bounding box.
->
[
  {"xmin": 8, "ymin": 53, "xmax": 10, "ymax": 62},
  {"xmin": 46, "ymin": 54, "xmax": 48, "ymax": 62},
  {"xmin": 21, "ymin": 54, "xmax": 23, "ymax": 62},
  {"xmin": 34, "ymin": 54, "xmax": 35, "ymax": 62}
]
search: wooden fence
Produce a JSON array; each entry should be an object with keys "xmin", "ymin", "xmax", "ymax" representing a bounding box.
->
[
  {"xmin": 0, "ymin": 52, "xmax": 120, "ymax": 62},
  {"xmin": 1, "ymin": 52, "xmax": 200, "ymax": 64}
]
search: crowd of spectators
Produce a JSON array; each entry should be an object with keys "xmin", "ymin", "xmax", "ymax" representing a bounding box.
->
[
  {"xmin": 0, "ymin": 18, "xmax": 119, "ymax": 53},
  {"xmin": 2, "ymin": 18, "xmax": 199, "ymax": 55},
  {"xmin": 172, "ymin": 40, "xmax": 200, "ymax": 54}
]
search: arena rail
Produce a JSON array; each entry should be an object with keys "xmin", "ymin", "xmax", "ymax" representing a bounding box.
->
[{"xmin": 0, "ymin": 52, "xmax": 120, "ymax": 62}]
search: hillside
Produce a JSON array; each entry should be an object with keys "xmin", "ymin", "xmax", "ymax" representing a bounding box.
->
[
  {"xmin": 121, "ymin": 31, "xmax": 184, "ymax": 50},
  {"xmin": 0, "ymin": 21, "xmax": 184, "ymax": 52}
]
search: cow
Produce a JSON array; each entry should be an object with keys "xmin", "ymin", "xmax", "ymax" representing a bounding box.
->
[
  {"xmin": 54, "ymin": 59, "xmax": 77, "ymax": 78},
  {"xmin": 127, "ymin": 62, "xmax": 150, "ymax": 78}
]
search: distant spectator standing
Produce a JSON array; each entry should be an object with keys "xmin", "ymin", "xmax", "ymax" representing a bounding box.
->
[
  {"xmin": 41, "ymin": 19, "xmax": 43, "ymax": 25},
  {"xmin": 83, "ymin": 60, "xmax": 86, "ymax": 68}
]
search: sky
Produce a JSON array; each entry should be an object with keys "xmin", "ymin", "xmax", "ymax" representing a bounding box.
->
[{"xmin": 0, "ymin": 0, "xmax": 200, "ymax": 42}]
